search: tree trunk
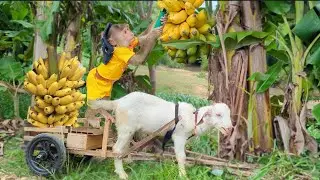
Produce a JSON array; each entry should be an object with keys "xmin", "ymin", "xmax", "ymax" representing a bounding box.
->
[
  {"xmin": 137, "ymin": 1, "xmax": 156, "ymax": 95},
  {"xmin": 241, "ymin": 1, "xmax": 273, "ymax": 153},
  {"xmin": 148, "ymin": 65, "xmax": 156, "ymax": 94},
  {"xmin": 13, "ymin": 92, "xmax": 20, "ymax": 120},
  {"xmin": 31, "ymin": 1, "xmax": 48, "ymax": 105},
  {"xmin": 64, "ymin": 1, "xmax": 83, "ymax": 60},
  {"xmin": 88, "ymin": 1, "xmax": 99, "ymax": 70},
  {"xmin": 33, "ymin": 1, "xmax": 47, "ymax": 61},
  {"xmin": 209, "ymin": 1, "xmax": 249, "ymax": 160}
]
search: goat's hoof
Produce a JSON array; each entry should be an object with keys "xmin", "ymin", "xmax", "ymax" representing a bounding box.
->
[{"xmin": 118, "ymin": 172, "xmax": 128, "ymax": 179}]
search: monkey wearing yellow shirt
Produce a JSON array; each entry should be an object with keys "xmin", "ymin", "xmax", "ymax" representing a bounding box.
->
[{"xmin": 85, "ymin": 18, "xmax": 166, "ymax": 127}]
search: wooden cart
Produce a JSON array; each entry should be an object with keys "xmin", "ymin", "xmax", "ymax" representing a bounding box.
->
[{"xmin": 23, "ymin": 116, "xmax": 256, "ymax": 177}]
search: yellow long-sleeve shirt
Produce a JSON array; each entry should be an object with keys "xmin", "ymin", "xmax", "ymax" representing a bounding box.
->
[{"xmin": 86, "ymin": 47, "xmax": 135, "ymax": 100}]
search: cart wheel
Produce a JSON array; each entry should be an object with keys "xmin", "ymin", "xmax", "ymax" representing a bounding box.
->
[{"xmin": 25, "ymin": 133, "xmax": 66, "ymax": 176}]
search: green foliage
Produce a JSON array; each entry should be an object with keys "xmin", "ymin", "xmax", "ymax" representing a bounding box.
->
[
  {"xmin": 252, "ymin": 151, "xmax": 320, "ymax": 179},
  {"xmin": 93, "ymin": 1, "xmax": 142, "ymax": 33},
  {"xmin": 0, "ymin": 91, "xmax": 30, "ymax": 119},
  {"xmin": 0, "ymin": 56, "xmax": 28, "ymax": 83},
  {"xmin": 223, "ymin": 31, "xmax": 269, "ymax": 50},
  {"xmin": 146, "ymin": 43, "xmax": 165, "ymax": 66},
  {"xmin": 162, "ymin": 31, "xmax": 268, "ymax": 51},
  {"xmin": 157, "ymin": 55, "xmax": 185, "ymax": 69},
  {"xmin": 312, "ymin": 104, "xmax": 320, "ymax": 123},
  {"xmin": 256, "ymin": 2, "xmax": 320, "ymax": 94},
  {"xmin": 0, "ymin": 2, "xmax": 33, "ymax": 62},
  {"xmin": 264, "ymin": 1, "xmax": 292, "ymax": 15},
  {"xmin": 36, "ymin": 1, "xmax": 61, "ymax": 43},
  {"xmin": 0, "ymin": 137, "xmax": 235, "ymax": 180},
  {"xmin": 292, "ymin": 5, "xmax": 320, "ymax": 44},
  {"xmin": 250, "ymin": 61, "xmax": 285, "ymax": 93},
  {"xmin": 156, "ymin": 92, "xmax": 210, "ymax": 109}
]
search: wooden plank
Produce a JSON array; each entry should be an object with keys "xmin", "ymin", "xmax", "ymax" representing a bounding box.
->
[
  {"xmin": 70, "ymin": 127, "xmax": 103, "ymax": 135},
  {"xmin": 68, "ymin": 149, "xmax": 115, "ymax": 158},
  {"xmin": 24, "ymin": 126, "xmax": 68, "ymax": 133},
  {"xmin": 119, "ymin": 119, "xmax": 175, "ymax": 158},
  {"xmin": 101, "ymin": 120, "xmax": 111, "ymax": 158},
  {"xmin": 129, "ymin": 152, "xmax": 257, "ymax": 170},
  {"xmin": 24, "ymin": 134, "xmax": 66, "ymax": 142},
  {"xmin": 68, "ymin": 149, "xmax": 102, "ymax": 156},
  {"xmin": 77, "ymin": 117, "xmax": 104, "ymax": 123},
  {"xmin": 66, "ymin": 133, "xmax": 103, "ymax": 150}
]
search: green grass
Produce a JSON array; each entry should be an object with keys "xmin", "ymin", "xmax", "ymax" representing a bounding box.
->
[
  {"xmin": 136, "ymin": 66, "xmax": 208, "ymax": 98},
  {"xmin": 0, "ymin": 136, "xmax": 234, "ymax": 180}
]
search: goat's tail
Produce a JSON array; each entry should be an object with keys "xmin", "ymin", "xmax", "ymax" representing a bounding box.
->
[{"xmin": 87, "ymin": 99, "xmax": 117, "ymax": 111}]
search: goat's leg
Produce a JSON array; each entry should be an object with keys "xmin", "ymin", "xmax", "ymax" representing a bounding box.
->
[
  {"xmin": 172, "ymin": 135, "xmax": 188, "ymax": 177},
  {"xmin": 113, "ymin": 130, "xmax": 134, "ymax": 179}
]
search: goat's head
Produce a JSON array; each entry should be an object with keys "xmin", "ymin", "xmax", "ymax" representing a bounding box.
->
[{"xmin": 197, "ymin": 103, "xmax": 233, "ymax": 135}]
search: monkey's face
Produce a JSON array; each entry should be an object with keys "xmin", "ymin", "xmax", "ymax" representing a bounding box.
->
[{"xmin": 109, "ymin": 26, "xmax": 134, "ymax": 47}]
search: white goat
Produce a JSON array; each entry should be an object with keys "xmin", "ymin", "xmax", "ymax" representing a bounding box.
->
[{"xmin": 89, "ymin": 92, "xmax": 233, "ymax": 179}]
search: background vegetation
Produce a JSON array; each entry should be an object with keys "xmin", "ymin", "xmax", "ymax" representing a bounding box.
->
[{"xmin": 0, "ymin": 1, "xmax": 320, "ymax": 179}]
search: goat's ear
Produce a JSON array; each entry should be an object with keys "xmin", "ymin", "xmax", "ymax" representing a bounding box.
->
[{"xmin": 198, "ymin": 108, "xmax": 212, "ymax": 120}]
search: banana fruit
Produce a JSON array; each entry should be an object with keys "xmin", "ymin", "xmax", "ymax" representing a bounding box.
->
[
  {"xmin": 158, "ymin": 0, "xmax": 213, "ymax": 66},
  {"xmin": 24, "ymin": 54, "xmax": 86, "ymax": 128}
]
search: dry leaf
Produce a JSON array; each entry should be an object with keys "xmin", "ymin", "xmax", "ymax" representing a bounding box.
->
[
  {"xmin": 274, "ymin": 116, "xmax": 290, "ymax": 152},
  {"xmin": 0, "ymin": 142, "xmax": 3, "ymax": 156},
  {"xmin": 299, "ymin": 104, "xmax": 318, "ymax": 154},
  {"xmin": 294, "ymin": 114, "xmax": 305, "ymax": 155}
]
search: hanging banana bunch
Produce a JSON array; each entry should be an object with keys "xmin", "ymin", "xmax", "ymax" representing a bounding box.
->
[
  {"xmin": 24, "ymin": 52, "xmax": 86, "ymax": 128},
  {"xmin": 158, "ymin": 0, "xmax": 217, "ymax": 65}
]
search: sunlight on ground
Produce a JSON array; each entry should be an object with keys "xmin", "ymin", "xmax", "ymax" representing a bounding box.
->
[{"xmin": 136, "ymin": 65, "xmax": 208, "ymax": 98}]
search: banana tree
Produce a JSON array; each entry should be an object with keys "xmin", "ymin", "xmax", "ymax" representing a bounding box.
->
[
  {"xmin": 163, "ymin": 1, "xmax": 273, "ymax": 160},
  {"xmin": 0, "ymin": 56, "xmax": 28, "ymax": 120},
  {"xmin": 254, "ymin": 1, "xmax": 320, "ymax": 154}
]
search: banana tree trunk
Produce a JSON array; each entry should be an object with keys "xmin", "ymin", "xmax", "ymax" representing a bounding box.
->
[
  {"xmin": 88, "ymin": 2, "xmax": 99, "ymax": 70},
  {"xmin": 31, "ymin": 1, "xmax": 48, "ymax": 105},
  {"xmin": 241, "ymin": 1, "xmax": 273, "ymax": 153},
  {"xmin": 148, "ymin": 65, "xmax": 156, "ymax": 94},
  {"xmin": 89, "ymin": 25, "xmax": 98, "ymax": 70},
  {"xmin": 33, "ymin": 1, "xmax": 47, "ymax": 61},
  {"xmin": 64, "ymin": 2, "xmax": 83, "ymax": 60},
  {"xmin": 209, "ymin": 1, "xmax": 249, "ymax": 160},
  {"xmin": 138, "ymin": 1, "xmax": 156, "ymax": 95}
]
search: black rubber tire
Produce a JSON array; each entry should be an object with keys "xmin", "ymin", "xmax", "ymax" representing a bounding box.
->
[{"xmin": 25, "ymin": 133, "xmax": 66, "ymax": 177}]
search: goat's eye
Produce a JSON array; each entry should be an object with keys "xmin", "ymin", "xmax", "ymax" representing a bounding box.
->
[{"xmin": 216, "ymin": 113, "xmax": 222, "ymax": 117}]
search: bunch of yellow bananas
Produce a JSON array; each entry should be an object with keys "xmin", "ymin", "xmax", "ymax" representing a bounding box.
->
[
  {"xmin": 158, "ymin": 0, "xmax": 217, "ymax": 64},
  {"xmin": 24, "ymin": 53, "xmax": 86, "ymax": 128}
]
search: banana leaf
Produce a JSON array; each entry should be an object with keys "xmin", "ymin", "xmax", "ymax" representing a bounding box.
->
[
  {"xmin": 111, "ymin": 82, "xmax": 127, "ymax": 100},
  {"xmin": 162, "ymin": 39, "xmax": 206, "ymax": 50},
  {"xmin": 135, "ymin": 75, "xmax": 152, "ymax": 91},
  {"xmin": 312, "ymin": 103, "xmax": 320, "ymax": 123},
  {"xmin": 146, "ymin": 44, "xmax": 165, "ymax": 66},
  {"xmin": 255, "ymin": 61, "xmax": 284, "ymax": 93},
  {"xmin": 293, "ymin": 6, "xmax": 320, "ymax": 44},
  {"xmin": 264, "ymin": 1, "xmax": 291, "ymax": 15},
  {"xmin": 163, "ymin": 31, "xmax": 267, "ymax": 50}
]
